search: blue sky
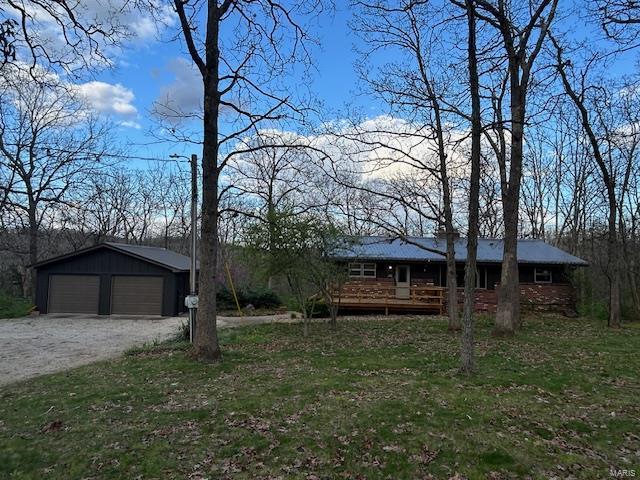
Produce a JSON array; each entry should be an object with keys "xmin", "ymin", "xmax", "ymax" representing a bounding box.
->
[
  {"xmin": 82, "ymin": 2, "xmax": 637, "ymax": 167},
  {"xmin": 91, "ymin": 3, "xmax": 374, "ymax": 165}
]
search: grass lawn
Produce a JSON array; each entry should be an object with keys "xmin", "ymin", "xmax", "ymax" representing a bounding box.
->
[
  {"xmin": 0, "ymin": 291, "xmax": 32, "ymax": 319},
  {"xmin": 1, "ymin": 315, "xmax": 639, "ymax": 479}
]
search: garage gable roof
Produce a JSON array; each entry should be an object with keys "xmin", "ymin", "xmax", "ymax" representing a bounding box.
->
[
  {"xmin": 105, "ymin": 243, "xmax": 196, "ymax": 271},
  {"xmin": 330, "ymin": 236, "xmax": 588, "ymax": 266},
  {"xmin": 32, "ymin": 242, "xmax": 195, "ymax": 272}
]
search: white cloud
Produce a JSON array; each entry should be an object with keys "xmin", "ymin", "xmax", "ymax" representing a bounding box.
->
[
  {"xmin": 223, "ymin": 118, "xmax": 474, "ymax": 234},
  {"xmin": 277, "ymin": 115, "xmax": 471, "ymax": 182},
  {"xmin": 1, "ymin": 63, "xmax": 142, "ymax": 129},
  {"xmin": 5, "ymin": 0, "xmax": 176, "ymax": 72},
  {"xmin": 128, "ymin": 4, "xmax": 176, "ymax": 42},
  {"xmin": 75, "ymin": 81, "xmax": 138, "ymax": 118},
  {"xmin": 119, "ymin": 120, "xmax": 142, "ymax": 129},
  {"xmin": 153, "ymin": 58, "xmax": 203, "ymax": 121}
]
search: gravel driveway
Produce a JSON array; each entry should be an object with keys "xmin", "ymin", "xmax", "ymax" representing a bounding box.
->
[{"xmin": 0, "ymin": 313, "xmax": 295, "ymax": 386}]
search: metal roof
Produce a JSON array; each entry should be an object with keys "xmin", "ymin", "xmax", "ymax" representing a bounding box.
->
[
  {"xmin": 105, "ymin": 243, "xmax": 195, "ymax": 271},
  {"xmin": 33, "ymin": 242, "xmax": 195, "ymax": 272},
  {"xmin": 330, "ymin": 236, "xmax": 589, "ymax": 266}
]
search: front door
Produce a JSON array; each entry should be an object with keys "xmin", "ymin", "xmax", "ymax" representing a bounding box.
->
[{"xmin": 395, "ymin": 265, "xmax": 410, "ymax": 299}]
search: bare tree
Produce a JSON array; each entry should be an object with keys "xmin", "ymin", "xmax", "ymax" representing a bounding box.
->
[
  {"xmin": 350, "ymin": 0, "xmax": 469, "ymax": 330},
  {"xmin": 225, "ymin": 131, "xmax": 323, "ymax": 287},
  {"xmin": 55, "ymin": 169, "xmax": 128, "ymax": 248},
  {"xmin": 0, "ymin": 68, "xmax": 110, "ymax": 297},
  {"xmin": 319, "ymin": 120, "xmax": 471, "ymax": 316},
  {"xmin": 595, "ymin": 0, "xmax": 640, "ymax": 43},
  {"xmin": 478, "ymin": 155, "xmax": 503, "ymax": 238},
  {"xmin": 459, "ymin": 0, "xmax": 482, "ymax": 375},
  {"xmin": 473, "ymin": 0, "xmax": 559, "ymax": 335},
  {"xmin": 167, "ymin": 0, "xmax": 326, "ymax": 362},
  {"xmin": 551, "ymin": 35, "xmax": 640, "ymax": 328},
  {"xmin": 0, "ymin": 0, "xmax": 154, "ymax": 75},
  {"xmin": 521, "ymin": 126, "xmax": 554, "ymax": 239},
  {"xmin": 145, "ymin": 161, "xmax": 192, "ymax": 250}
]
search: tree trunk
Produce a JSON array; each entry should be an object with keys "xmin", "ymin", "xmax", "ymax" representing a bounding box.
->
[
  {"xmin": 489, "ymin": 0, "xmax": 559, "ymax": 333},
  {"xmin": 329, "ymin": 301, "xmax": 338, "ymax": 330},
  {"xmin": 194, "ymin": 144, "xmax": 222, "ymax": 361},
  {"xmin": 495, "ymin": 98, "xmax": 524, "ymax": 335},
  {"xmin": 26, "ymin": 205, "xmax": 38, "ymax": 301},
  {"xmin": 628, "ymin": 268, "xmax": 640, "ymax": 320},
  {"xmin": 191, "ymin": 4, "xmax": 222, "ymax": 362},
  {"xmin": 608, "ymin": 196, "xmax": 621, "ymax": 328},
  {"xmin": 445, "ymin": 234, "xmax": 459, "ymax": 330},
  {"xmin": 550, "ymin": 34, "xmax": 620, "ymax": 329},
  {"xmin": 494, "ymin": 224, "xmax": 519, "ymax": 335},
  {"xmin": 620, "ymin": 211, "xmax": 638, "ymax": 320},
  {"xmin": 327, "ymin": 282, "xmax": 341, "ymax": 331},
  {"xmin": 267, "ymin": 202, "xmax": 276, "ymax": 290},
  {"xmin": 460, "ymin": 0, "xmax": 481, "ymax": 375},
  {"xmin": 431, "ymin": 80, "xmax": 459, "ymax": 331}
]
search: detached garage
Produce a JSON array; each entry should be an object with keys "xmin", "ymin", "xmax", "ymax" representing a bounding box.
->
[{"xmin": 33, "ymin": 243, "xmax": 192, "ymax": 316}]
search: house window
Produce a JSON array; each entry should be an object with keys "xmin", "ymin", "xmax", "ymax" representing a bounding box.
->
[
  {"xmin": 534, "ymin": 268, "xmax": 552, "ymax": 284},
  {"xmin": 349, "ymin": 262, "xmax": 376, "ymax": 278}
]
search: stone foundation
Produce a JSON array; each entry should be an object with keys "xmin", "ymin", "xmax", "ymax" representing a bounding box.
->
[{"xmin": 452, "ymin": 283, "xmax": 576, "ymax": 314}]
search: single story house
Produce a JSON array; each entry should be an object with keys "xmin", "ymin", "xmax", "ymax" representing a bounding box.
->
[
  {"xmin": 33, "ymin": 242, "xmax": 193, "ymax": 316},
  {"xmin": 329, "ymin": 235, "xmax": 588, "ymax": 314}
]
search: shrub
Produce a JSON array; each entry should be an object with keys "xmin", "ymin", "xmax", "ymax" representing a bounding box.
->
[
  {"xmin": 309, "ymin": 300, "xmax": 330, "ymax": 318},
  {"xmin": 577, "ymin": 300, "xmax": 609, "ymax": 323},
  {"xmin": 240, "ymin": 287, "xmax": 281, "ymax": 309},
  {"xmin": 0, "ymin": 291, "xmax": 32, "ymax": 319},
  {"xmin": 216, "ymin": 285, "xmax": 238, "ymax": 310},
  {"xmin": 216, "ymin": 285, "xmax": 282, "ymax": 310}
]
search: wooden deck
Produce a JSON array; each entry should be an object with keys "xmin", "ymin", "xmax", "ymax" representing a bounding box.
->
[{"xmin": 331, "ymin": 283, "xmax": 445, "ymax": 314}]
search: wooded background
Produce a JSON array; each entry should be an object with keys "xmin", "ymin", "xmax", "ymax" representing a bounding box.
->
[{"xmin": 1, "ymin": 0, "xmax": 640, "ymax": 344}]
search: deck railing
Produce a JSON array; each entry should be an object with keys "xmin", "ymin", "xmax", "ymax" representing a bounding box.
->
[{"xmin": 331, "ymin": 283, "xmax": 445, "ymax": 314}]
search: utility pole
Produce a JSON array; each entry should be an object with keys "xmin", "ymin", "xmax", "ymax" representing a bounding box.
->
[
  {"xmin": 171, "ymin": 153, "xmax": 199, "ymax": 343},
  {"xmin": 188, "ymin": 153, "xmax": 198, "ymax": 342}
]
